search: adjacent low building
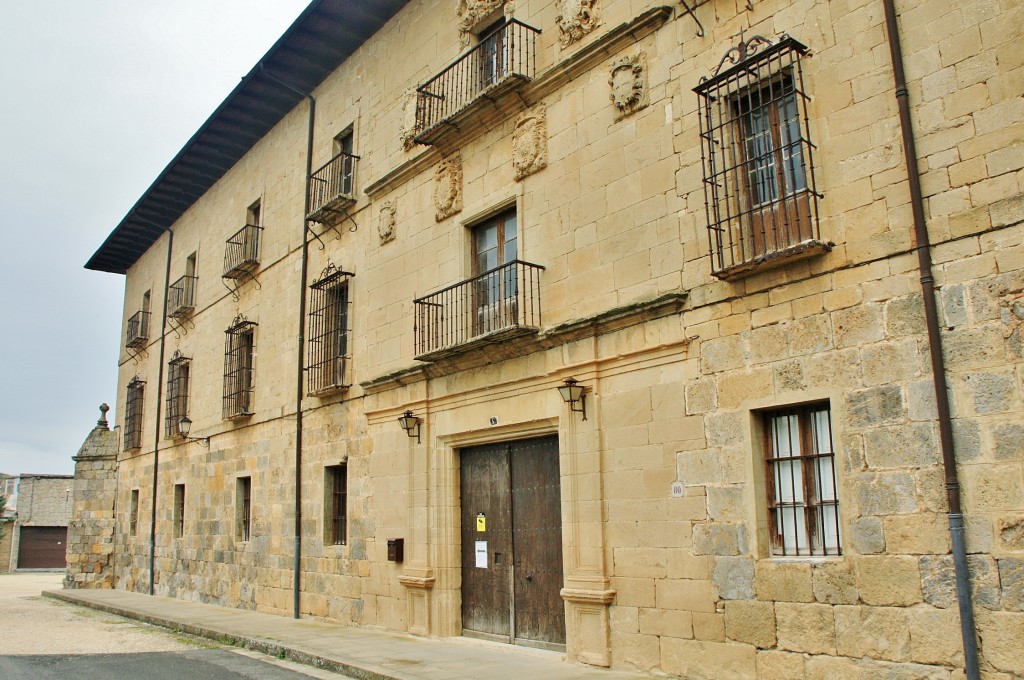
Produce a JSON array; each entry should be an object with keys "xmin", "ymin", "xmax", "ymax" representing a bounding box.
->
[
  {"xmin": 81, "ymin": 0, "xmax": 1023, "ymax": 677},
  {"xmin": 3, "ymin": 474, "xmax": 73, "ymax": 571}
]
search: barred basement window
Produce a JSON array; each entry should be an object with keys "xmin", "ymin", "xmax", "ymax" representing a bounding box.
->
[
  {"xmin": 236, "ymin": 476, "xmax": 252, "ymax": 542},
  {"xmin": 325, "ymin": 464, "xmax": 348, "ymax": 545},
  {"xmin": 129, "ymin": 489, "xmax": 139, "ymax": 537},
  {"xmin": 223, "ymin": 315, "xmax": 256, "ymax": 418},
  {"xmin": 308, "ymin": 264, "xmax": 352, "ymax": 395},
  {"xmin": 763, "ymin": 403, "xmax": 841, "ymax": 556},
  {"xmin": 695, "ymin": 34, "xmax": 826, "ymax": 279},
  {"xmin": 165, "ymin": 351, "xmax": 191, "ymax": 437},
  {"xmin": 124, "ymin": 377, "xmax": 145, "ymax": 450},
  {"xmin": 173, "ymin": 483, "xmax": 185, "ymax": 538}
]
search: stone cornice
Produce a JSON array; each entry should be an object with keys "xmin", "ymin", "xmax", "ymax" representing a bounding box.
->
[{"xmin": 560, "ymin": 587, "xmax": 616, "ymax": 605}]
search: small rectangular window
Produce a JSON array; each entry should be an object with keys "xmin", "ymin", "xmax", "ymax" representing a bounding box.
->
[
  {"xmin": 325, "ymin": 465, "xmax": 348, "ymax": 546},
  {"xmin": 762, "ymin": 403, "xmax": 840, "ymax": 556},
  {"xmin": 333, "ymin": 129, "xmax": 355, "ymax": 196},
  {"xmin": 236, "ymin": 476, "xmax": 252, "ymax": 542},
  {"xmin": 165, "ymin": 353, "xmax": 191, "ymax": 437},
  {"xmin": 223, "ymin": 316, "xmax": 257, "ymax": 418},
  {"xmin": 129, "ymin": 489, "xmax": 139, "ymax": 537},
  {"xmin": 124, "ymin": 378, "xmax": 146, "ymax": 450},
  {"xmin": 173, "ymin": 484, "xmax": 185, "ymax": 538}
]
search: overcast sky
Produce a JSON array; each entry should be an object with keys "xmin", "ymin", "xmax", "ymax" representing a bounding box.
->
[{"xmin": 0, "ymin": 1, "xmax": 311, "ymax": 476}]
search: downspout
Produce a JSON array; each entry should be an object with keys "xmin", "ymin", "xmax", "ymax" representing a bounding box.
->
[
  {"xmin": 144, "ymin": 220, "xmax": 173, "ymax": 596},
  {"xmin": 259, "ymin": 63, "xmax": 315, "ymax": 620},
  {"xmin": 880, "ymin": 2, "xmax": 980, "ymax": 677}
]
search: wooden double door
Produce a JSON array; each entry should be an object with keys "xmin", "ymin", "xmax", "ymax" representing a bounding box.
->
[{"xmin": 460, "ymin": 436, "xmax": 565, "ymax": 649}]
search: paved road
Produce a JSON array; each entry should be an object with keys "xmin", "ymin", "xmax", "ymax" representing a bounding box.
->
[{"xmin": 0, "ymin": 572, "xmax": 350, "ymax": 679}]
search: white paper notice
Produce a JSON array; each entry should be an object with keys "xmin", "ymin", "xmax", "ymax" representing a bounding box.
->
[{"xmin": 475, "ymin": 540, "xmax": 488, "ymax": 568}]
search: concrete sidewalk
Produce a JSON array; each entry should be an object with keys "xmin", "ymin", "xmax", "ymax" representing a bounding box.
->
[{"xmin": 44, "ymin": 588, "xmax": 649, "ymax": 680}]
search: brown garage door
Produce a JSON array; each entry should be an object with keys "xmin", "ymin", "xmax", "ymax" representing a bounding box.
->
[{"xmin": 18, "ymin": 526, "xmax": 68, "ymax": 568}]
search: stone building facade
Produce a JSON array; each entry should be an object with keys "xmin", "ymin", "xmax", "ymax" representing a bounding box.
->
[{"xmin": 84, "ymin": 0, "xmax": 1022, "ymax": 677}]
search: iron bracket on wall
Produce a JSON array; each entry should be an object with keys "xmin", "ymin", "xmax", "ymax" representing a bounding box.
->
[
  {"xmin": 222, "ymin": 271, "xmax": 262, "ymax": 302},
  {"xmin": 166, "ymin": 314, "xmax": 193, "ymax": 340}
]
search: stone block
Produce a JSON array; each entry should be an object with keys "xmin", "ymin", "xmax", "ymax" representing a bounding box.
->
[
  {"xmin": 611, "ymin": 631, "xmax": 660, "ymax": 672},
  {"xmin": 805, "ymin": 656, "xmax": 863, "ymax": 680},
  {"xmin": 692, "ymin": 611, "xmax": 726, "ymax": 641},
  {"xmin": 655, "ymin": 579, "xmax": 716, "ymax": 613},
  {"xmin": 747, "ymin": 324, "xmax": 790, "ymax": 365},
  {"xmin": 685, "ymin": 379, "xmax": 717, "ymax": 415},
  {"xmin": 774, "ymin": 360, "xmax": 807, "ymax": 393},
  {"xmin": 970, "ymin": 466, "xmax": 1024, "ymax": 511},
  {"xmin": 713, "ymin": 556, "xmax": 755, "ymax": 601},
  {"xmin": 706, "ymin": 411, "xmax": 746, "ymax": 447},
  {"xmin": 678, "ymin": 450, "xmax": 722, "ymax": 487},
  {"xmin": 660, "ymin": 637, "xmax": 757, "ymax": 680},
  {"xmin": 835, "ymin": 605, "xmax": 911, "ymax": 661},
  {"xmin": 813, "ymin": 560, "xmax": 858, "ymax": 605},
  {"xmin": 864, "ymin": 423, "xmax": 938, "ymax": 469},
  {"xmin": 724, "ymin": 600, "xmax": 776, "ymax": 648},
  {"xmin": 856, "ymin": 555, "xmax": 923, "ymax": 606},
  {"xmin": 717, "ymin": 369, "xmax": 774, "ymax": 409},
  {"xmin": 861, "ymin": 339, "xmax": 922, "ymax": 386},
  {"xmin": 692, "ymin": 523, "xmax": 747, "ymax": 556},
  {"xmin": 756, "ymin": 561, "xmax": 814, "ymax": 603},
  {"xmin": 998, "ymin": 516, "xmax": 1024, "ymax": 551},
  {"xmin": 851, "ymin": 516, "xmax": 886, "ymax": 554},
  {"xmin": 997, "ymin": 558, "xmax": 1024, "ymax": 612},
  {"xmin": 845, "ymin": 386, "xmax": 905, "ymax": 430},
  {"xmin": 884, "ymin": 294, "xmax": 927, "ymax": 337},
  {"xmin": 854, "ymin": 471, "xmax": 921, "ymax": 516},
  {"xmin": 833, "ymin": 305, "xmax": 885, "ymax": 348},
  {"xmin": 883, "ymin": 513, "xmax": 951, "ymax": 554},
  {"xmin": 788, "ymin": 314, "xmax": 833, "ymax": 356},
  {"xmin": 775, "ymin": 602, "xmax": 836, "ymax": 654},
  {"xmin": 963, "ymin": 370, "xmax": 1020, "ymax": 415},
  {"xmin": 707, "ymin": 486, "xmax": 745, "ymax": 522},
  {"xmin": 940, "ymin": 283, "xmax": 968, "ymax": 327},
  {"xmin": 990, "ymin": 421, "xmax": 1024, "ymax": 460},
  {"xmin": 981, "ymin": 612, "xmax": 1024, "ymax": 674},
  {"xmin": 701, "ymin": 336, "xmax": 745, "ymax": 374},
  {"xmin": 637, "ymin": 607, "xmax": 693, "ymax": 638},
  {"xmin": 908, "ymin": 607, "xmax": 964, "ymax": 666},
  {"xmin": 756, "ymin": 650, "xmax": 805, "ymax": 680}
]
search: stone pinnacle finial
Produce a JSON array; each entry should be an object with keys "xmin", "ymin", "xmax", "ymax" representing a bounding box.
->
[{"xmin": 98, "ymin": 403, "xmax": 110, "ymax": 429}]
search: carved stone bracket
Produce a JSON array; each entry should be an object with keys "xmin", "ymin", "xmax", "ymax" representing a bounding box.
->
[
  {"xmin": 560, "ymin": 587, "xmax": 616, "ymax": 604},
  {"xmin": 512, "ymin": 105, "xmax": 547, "ymax": 181},
  {"xmin": 434, "ymin": 154, "xmax": 463, "ymax": 222},
  {"xmin": 556, "ymin": 0, "xmax": 601, "ymax": 47},
  {"xmin": 608, "ymin": 53, "xmax": 648, "ymax": 121},
  {"xmin": 378, "ymin": 200, "xmax": 397, "ymax": 245},
  {"xmin": 457, "ymin": 0, "xmax": 512, "ymax": 46}
]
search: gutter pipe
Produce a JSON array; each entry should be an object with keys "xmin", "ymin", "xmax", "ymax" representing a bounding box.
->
[
  {"xmin": 259, "ymin": 63, "xmax": 315, "ymax": 620},
  {"xmin": 881, "ymin": 2, "xmax": 980, "ymax": 677}
]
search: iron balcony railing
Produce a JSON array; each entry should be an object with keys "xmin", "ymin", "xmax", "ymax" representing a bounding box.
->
[
  {"xmin": 167, "ymin": 275, "xmax": 197, "ymax": 319},
  {"xmin": 223, "ymin": 223, "xmax": 262, "ymax": 279},
  {"xmin": 126, "ymin": 310, "xmax": 150, "ymax": 348},
  {"xmin": 307, "ymin": 151, "xmax": 358, "ymax": 224},
  {"xmin": 415, "ymin": 19, "xmax": 540, "ymax": 139},
  {"xmin": 414, "ymin": 260, "xmax": 543, "ymax": 357}
]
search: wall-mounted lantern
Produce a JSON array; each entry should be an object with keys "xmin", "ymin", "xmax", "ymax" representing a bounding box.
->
[
  {"xmin": 177, "ymin": 416, "xmax": 210, "ymax": 447},
  {"xmin": 398, "ymin": 410, "xmax": 421, "ymax": 443},
  {"xmin": 557, "ymin": 377, "xmax": 587, "ymax": 421}
]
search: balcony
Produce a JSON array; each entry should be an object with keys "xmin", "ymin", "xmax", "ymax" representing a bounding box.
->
[
  {"xmin": 307, "ymin": 151, "xmax": 358, "ymax": 225},
  {"xmin": 126, "ymin": 310, "xmax": 150, "ymax": 349},
  {"xmin": 167, "ymin": 275, "xmax": 197, "ymax": 319},
  {"xmin": 414, "ymin": 19, "xmax": 540, "ymax": 146},
  {"xmin": 223, "ymin": 223, "xmax": 262, "ymax": 279},
  {"xmin": 414, "ymin": 260, "xmax": 544, "ymax": 360}
]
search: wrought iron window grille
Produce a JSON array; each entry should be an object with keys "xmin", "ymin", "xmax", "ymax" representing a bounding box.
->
[
  {"xmin": 124, "ymin": 377, "xmax": 146, "ymax": 450},
  {"xmin": 327, "ymin": 464, "xmax": 348, "ymax": 546},
  {"xmin": 308, "ymin": 264, "xmax": 353, "ymax": 396},
  {"xmin": 413, "ymin": 259, "xmax": 544, "ymax": 358},
  {"xmin": 167, "ymin": 274, "xmax": 198, "ymax": 319},
  {"xmin": 165, "ymin": 350, "xmax": 191, "ymax": 438},
  {"xmin": 763, "ymin": 403, "xmax": 841, "ymax": 557},
  {"xmin": 126, "ymin": 310, "xmax": 150, "ymax": 350},
  {"xmin": 414, "ymin": 19, "xmax": 540, "ymax": 144},
  {"xmin": 307, "ymin": 151, "xmax": 359, "ymax": 227},
  {"xmin": 694, "ymin": 34, "xmax": 826, "ymax": 279},
  {"xmin": 223, "ymin": 314, "xmax": 257, "ymax": 419},
  {"xmin": 222, "ymin": 222, "xmax": 263, "ymax": 297}
]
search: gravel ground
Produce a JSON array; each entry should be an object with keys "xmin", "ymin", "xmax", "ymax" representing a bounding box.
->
[{"xmin": 0, "ymin": 572, "xmax": 198, "ymax": 655}]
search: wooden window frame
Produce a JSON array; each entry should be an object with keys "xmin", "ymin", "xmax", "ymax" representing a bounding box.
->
[
  {"xmin": 325, "ymin": 465, "xmax": 348, "ymax": 546},
  {"xmin": 236, "ymin": 476, "xmax": 252, "ymax": 542},
  {"xmin": 762, "ymin": 403, "xmax": 841, "ymax": 557},
  {"xmin": 173, "ymin": 483, "xmax": 185, "ymax": 539},
  {"xmin": 129, "ymin": 489, "xmax": 139, "ymax": 537}
]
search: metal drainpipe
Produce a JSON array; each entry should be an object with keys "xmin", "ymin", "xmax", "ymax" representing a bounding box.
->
[
  {"xmin": 137, "ymin": 219, "xmax": 174, "ymax": 597},
  {"xmin": 258, "ymin": 63, "xmax": 315, "ymax": 620},
  {"xmin": 880, "ymin": 1, "xmax": 980, "ymax": 677}
]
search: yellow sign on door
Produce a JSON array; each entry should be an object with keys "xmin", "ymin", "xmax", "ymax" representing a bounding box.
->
[{"xmin": 476, "ymin": 513, "xmax": 486, "ymax": 532}]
